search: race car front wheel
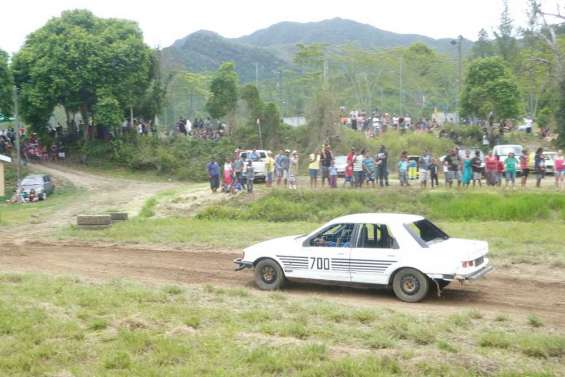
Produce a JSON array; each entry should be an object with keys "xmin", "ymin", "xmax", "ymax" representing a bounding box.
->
[
  {"xmin": 392, "ymin": 268, "xmax": 429, "ymax": 303},
  {"xmin": 255, "ymin": 259, "xmax": 285, "ymax": 290}
]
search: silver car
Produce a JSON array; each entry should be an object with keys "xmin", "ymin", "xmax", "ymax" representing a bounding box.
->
[{"xmin": 21, "ymin": 174, "xmax": 55, "ymax": 200}]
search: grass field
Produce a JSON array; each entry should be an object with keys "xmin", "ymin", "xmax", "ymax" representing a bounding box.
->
[
  {"xmin": 0, "ymin": 184, "xmax": 80, "ymax": 226},
  {"xmin": 61, "ymin": 188, "xmax": 565, "ymax": 266},
  {"xmin": 0, "ymin": 273, "xmax": 563, "ymax": 377}
]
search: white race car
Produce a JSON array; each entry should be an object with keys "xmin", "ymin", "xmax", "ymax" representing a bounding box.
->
[{"xmin": 234, "ymin": 213, "xmax": 493, "ymax": 302}]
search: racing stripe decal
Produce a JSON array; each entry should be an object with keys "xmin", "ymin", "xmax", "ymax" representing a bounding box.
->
[
  {"xmin": 277, "ymin": 255, "xmax": 309, "ymax": 270},
  {"xmin": 331, "ymin": 258, "xmax": 397, "ymax": 273}
]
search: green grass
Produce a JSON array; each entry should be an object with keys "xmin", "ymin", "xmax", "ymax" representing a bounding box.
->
[
  {"xmin": 197, "ymin": 189, "xmax": 565, "ymax": 223},
  {"xmin": 0, "ymin": 184, "xmax": 80, "ymax": 226},
  {"xmin": 0, "ymin": 273, "xmax": 562, "ymax": 376},
  {"xmin": 61, "ymin": 217, "xmax": 565, "ymax": 266},
  {"xmin": 61, "ymin": 218, "xmax": 315, "ymax": 248}
]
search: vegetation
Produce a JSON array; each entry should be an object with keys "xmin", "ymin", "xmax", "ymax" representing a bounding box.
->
[
  {"xmin": 11, "ymin": 9, "xmax": 159, "ymax": 135},
  {"xmin": 0, "ymin": 49, "xmax": 12, "ymax": 116},
  {"xmin": 198, "ymin": 189, "xmax": 565, "ymax": 223},
  {"xmin": 0, "ymin": 273, "xmax": 562, "ymax": 376}
]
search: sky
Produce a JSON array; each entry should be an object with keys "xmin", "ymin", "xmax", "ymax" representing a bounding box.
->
[{"xmin": 0, "ymin": 0, "xmax": 540, "ymax": 54}]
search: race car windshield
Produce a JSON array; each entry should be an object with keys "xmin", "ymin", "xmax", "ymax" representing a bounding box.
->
[{"xmin": 406, "ymin": 220, "xmax": 449, "ymax": 247}]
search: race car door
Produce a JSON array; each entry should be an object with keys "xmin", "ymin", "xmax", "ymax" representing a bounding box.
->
[
  {"xmin": 295, "ymin": 223, "xmax": 355, "ymax": 282},
  {"xmin": 349, "ymin": 223, "xmax": 399, "ymax": 285}
]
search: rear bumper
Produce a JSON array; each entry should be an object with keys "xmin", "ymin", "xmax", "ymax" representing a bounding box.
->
[
  {"xmin": 233, "ymin": 258, "xmax": 254, "ymax": 271},
  {"xmin": 455, "ymin": 264, "xmax": 494, "ymax": 280}
]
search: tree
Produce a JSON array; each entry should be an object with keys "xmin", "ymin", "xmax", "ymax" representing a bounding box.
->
[
  {"xmin": 494, "ymin": 0, "xmax": 518, "ymax": 63},
  {"xmin": 306, "ymin": 88, "xmax": 339, "ymax": 147},
  {"xmin": 460, "ymin": 57, "xmax": 521, "ymax": 145},
  {"xmin": 205, "ymin": 62, "xmax": 239, "ymax": 129},
  {"xmin": 11, "ymin": 9, "xmax": 155, "ymax": 135},
  {"xmin": 93, "ymin": 91, "xmax": 122, "ymax": 132},
  {"xmin": 528, "ymin": 0, "xmax": 565, "ymax": 146},
  {"xmin": 472, "ymin": 29, "xmax": 495, "ymax": 59},
  {"xmin": 0, "ymin": 49, "xmax": 12, "ymax": 117}
]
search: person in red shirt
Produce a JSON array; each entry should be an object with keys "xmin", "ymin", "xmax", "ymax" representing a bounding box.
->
[
  {"xmin": 485, "ymin": 152, "xmax": 498, "ymax": 186},
  {"xmin": 344, "ymin": 162, "xmax": 353, "ymax": 188},
  {"xmin": 496, "ymin": 155, "xmax": 504, "ymax": 186}
]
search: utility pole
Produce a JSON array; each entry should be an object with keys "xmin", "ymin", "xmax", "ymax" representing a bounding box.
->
[
  {"xmin": 452, "ymin": 35, "xmax": 463, "ymax": 124},
  {"xmin": 256, "ymin": 118, "xmax": 263, "ymax": 149},
  {"xmin": 13, "ymin": 86, "xmax": 21, "ymax": 198},
  {"xmin": 399, "ymin": 57, "xmax": 403, "ymax": 115}
]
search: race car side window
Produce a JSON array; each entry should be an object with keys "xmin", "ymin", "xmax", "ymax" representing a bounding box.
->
[
  {"xmin": 309, "ymin": 223, "xmax": 355, "ymax": 248},
  {"xmin": 405, "ymin": 219, "xmax": 449, "ymax": 247},
  {"xmin": 355, "ymin": 224, "xmax": 398, "ymax": 249}
]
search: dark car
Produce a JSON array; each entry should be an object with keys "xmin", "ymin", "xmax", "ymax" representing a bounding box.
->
[{"xmin": 21, "ymin": 174, "xmax": 55, "ymax": 200}]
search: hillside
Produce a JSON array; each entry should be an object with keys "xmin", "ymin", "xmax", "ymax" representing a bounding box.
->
[
  {"xmin": 161, "ymin": 30, "xmax": 289, "ymax": 82},
  {"xmin": 235, "ymin": 18, "xmax": 464, "ymax": 54},
  {"xmin": 161, "ymin": 18, "xmax": 472, "ymax": 82}
]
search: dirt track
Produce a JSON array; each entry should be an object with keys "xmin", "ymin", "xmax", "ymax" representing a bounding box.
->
[
  {"xmin": 1, "ymin": 241, "xmax": 564, "ymax": 327},
  {"xmin": 1, "ymin": 164, "xmax": 565, "ymax": 327}
]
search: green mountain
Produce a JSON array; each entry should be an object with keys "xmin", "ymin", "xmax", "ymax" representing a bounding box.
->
[
  {"xmin": 161, "ymin": 30, "xmax": 288, "ymax": 82},
  {"xmin": 162, "ymin": 18, "xmax": 471, "ymax": 82},
  {"xmin": 235, "ymin": 18, "xmax": 466, "ymax": 56}
]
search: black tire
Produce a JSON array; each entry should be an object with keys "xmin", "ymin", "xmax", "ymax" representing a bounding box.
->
[
  {"xmin": 392, "ymin": 268, "xmax": 430, "ymax": 303},
  {"xmin": 254, "ymin": 259, "xmax": 285, "ymax": 290}
]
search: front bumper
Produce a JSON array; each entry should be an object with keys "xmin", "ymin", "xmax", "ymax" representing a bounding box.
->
[
  {"xmin": 233, "ymin": 258, "xmax": 254, "ymax": 271},
  {"xmin": 455, "ymin": 264, "xmax": 494, "ymax": 281}
]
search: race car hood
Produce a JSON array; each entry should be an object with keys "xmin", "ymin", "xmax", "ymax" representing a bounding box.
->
[{"xmin": 244, "ymin": 235, "xmax": 304, "ymax": 256}]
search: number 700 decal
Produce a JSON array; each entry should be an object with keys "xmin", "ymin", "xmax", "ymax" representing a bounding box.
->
[{"xmin": 310, "ymin": 257, "xmax": 330, "ymax": 270}]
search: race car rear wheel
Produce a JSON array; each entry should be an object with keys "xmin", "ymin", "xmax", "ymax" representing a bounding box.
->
[
  {"xmin": 392, "ymin": 268, "xmax": 429, "ymax": 303},
  {"xmin": 255, "ymin": 259, "xmax": 285, "ymax": 290}
]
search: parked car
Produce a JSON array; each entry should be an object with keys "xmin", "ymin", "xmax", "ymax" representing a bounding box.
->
[
  {"xmin": 334, "ymin": 155, "xmax": 347, "ymax": 177},
  {"xmin": 21, "ymin": 174, "xmax": 55, "ymax": 200},
  {"xmin": 234, "ymin": 213, "xmax": 493, "ymax": 303},
  {"xmin": 239, "ymin": 150, "xmax": 271, "ymax": 181}
]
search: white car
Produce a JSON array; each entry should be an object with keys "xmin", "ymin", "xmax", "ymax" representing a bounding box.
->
[
  {"xmin": 239, "ymin": 150, "xmax": 271, "ymax": 181},
  {"xmin": 234, "ymin": 213, "xmax": 493, "ymax": 303}
]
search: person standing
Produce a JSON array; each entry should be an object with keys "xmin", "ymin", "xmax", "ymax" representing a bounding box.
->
[
  {"xmin": 554, "ymin": 150, "xmax": 564, "ymax": 189},
  {"xmin": 308, "ymin": 150, "xmax": 320, "ymax": 188},
  {"xmin": 320, "ymin": 144, "xmax": 334, "ymax": 187},
  {"xmin": 504, "ymin": 152, "xmax": 519, "ymax": 188},
  {"xmin": 471, "ymin": 151, "xmax": 483, "ymax": 187},
  {"xmin": 265, "ymin": 152, "xmax": 275, "ymax": 188},
  {"xmin": 419, "ymin": 150, "xmax": 432, "ymax": 188},
  {"xmin": 223, "ymin": 159, "xmax": 234, "ymax": 193},
  {"xmin": 484, "ymin": 152, "xmax": 498, "ymax": 186},
  {"xmin": 519, "ymin": 149, "xmax": 529, "ymax": 187},
  {"xmin": 430, "ymin": 158, "xmax": 439, "ymax": 188},
  {"xmin": 245, "ymin": 160, "xmax": 255, "ymax": 193},
  {"xmin": 344, "ymin": 161, "xmax": 353, "ymax": 188},
  {"xmin": 280, "ymin": 150, "xmax": 291, "ymax": 186},
  {"xmin": 233, "ymin": 155, "xmax": 245, "ymax": 189},
  {"xmin": 329, "ymin": 160, "xmax": 338, "ymax": 188},
  {"xmin": 462, "ymin": 150, "xmax": 473, "ymax": 187},
  {"xmin": 376, "ymin": 145, "xmax": 389, "ymax": 187},
  {"xmin": 496, "ymin": 155, "xmax": 504, "ymax": 187},
  {"xmin": 207, "ymin": 159, "xmax": 220, "ymax": 193},
  {"xmin": 274, "ymin": 150, "xmax": 284, "ymax": 186},
  {"xmin": 534, "ymin": 148, "xmax": 546, "ymax": 188},
  {"xmin": 353, "ymin": 150, "xmax": 365, "ymax": 188},
  {"xmin": 288, "ymin": 151, "xmax": 299, "ymax": 190},
  {"xmin": 444, "ymin": 150, "xmax": 458, "ymax": 188},
  {"xmin": 363, "ymin": 152, "xmax": 376, "ymax": 188},
  {"xmin": 398, "ymin": 154, "xmax": 409, "ymax": 187}
]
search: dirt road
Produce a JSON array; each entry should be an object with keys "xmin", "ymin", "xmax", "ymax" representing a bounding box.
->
[
  {"xmin": 1, "ymin": 163, "xmax": 214, "ymax": 243},
  {"xmin": 1, "ymin": 241, "xmax": 564, "ymax": 327},
  {"xmin": 1, "ymin": 164, "xmax": 564, "ymax": 327}
]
